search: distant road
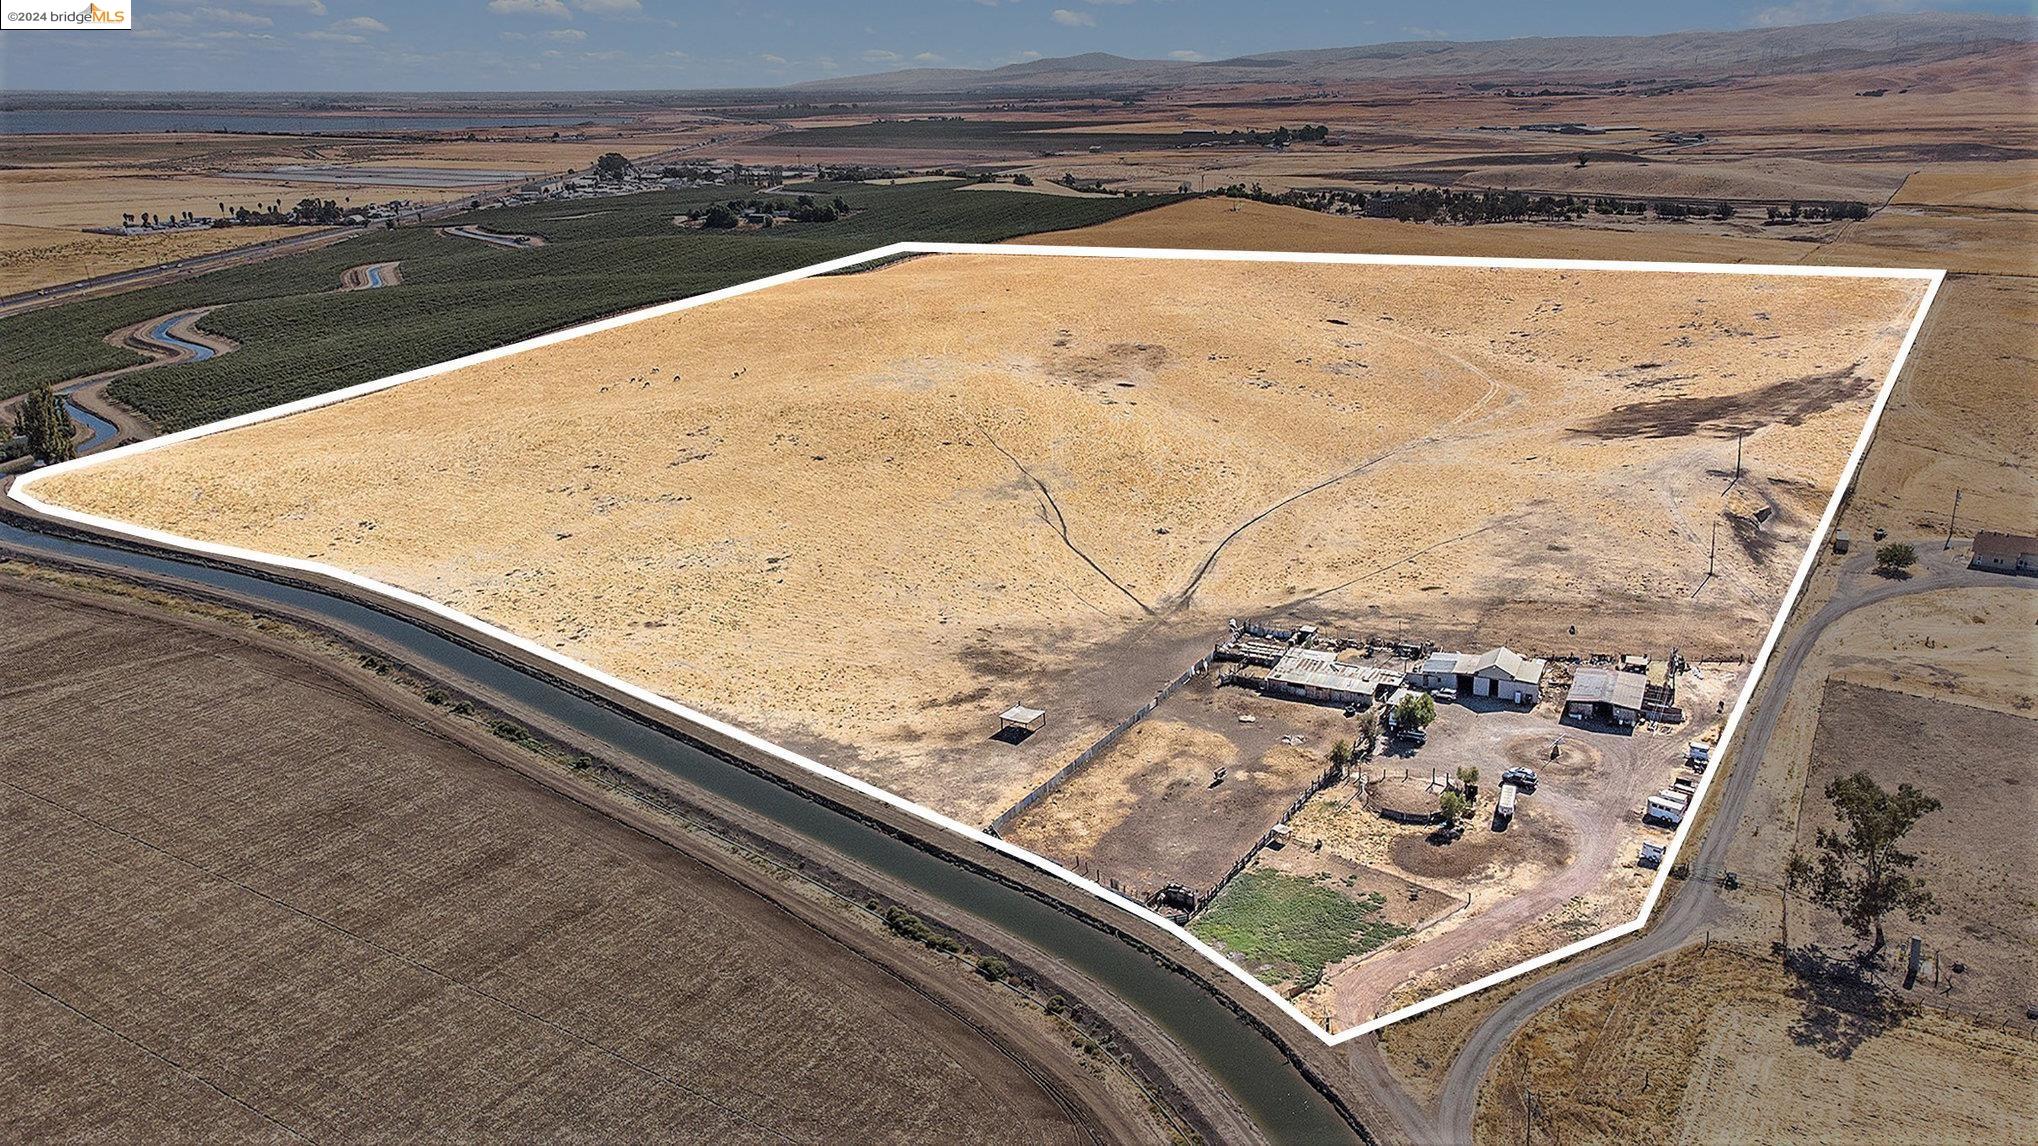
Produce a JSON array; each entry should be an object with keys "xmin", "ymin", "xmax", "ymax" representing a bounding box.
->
[
  {"xmin": 0, "ymin": 227, "xmax": 357, "ymax": 320},
  {"xmin": 0, "ymin": 194, "xmax": 490, "ymax": 321}
]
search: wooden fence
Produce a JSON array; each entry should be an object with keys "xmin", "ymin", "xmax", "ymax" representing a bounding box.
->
[{"xmin": 987, "ymin": 656, "xmax": 1210, "ymax": 836}]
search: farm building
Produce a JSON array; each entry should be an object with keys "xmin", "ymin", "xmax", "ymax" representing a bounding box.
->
[
  {"xmin": 1970, "ymin": 531, "xmax": 2038, "ymax": 575},
  {"xmin": 1409, "ymin": 646, "xmax": 1547, "ymax": 704},
  {"xmin": 1264, "ymin": 648, "xmax": 1404, "ymax": 707},
  {"xmin": 1566, "ymin": 666, "xmax": 1648, "ymax": 725}
]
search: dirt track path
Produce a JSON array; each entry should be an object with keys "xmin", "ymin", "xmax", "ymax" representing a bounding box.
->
[
  {"xmin": 439, "ymin": 224, "xmax": 544, "ymax": 249},
  {"xmin": 1167, "ymin": 323, "xmax": 1527, "ymax": 612}
]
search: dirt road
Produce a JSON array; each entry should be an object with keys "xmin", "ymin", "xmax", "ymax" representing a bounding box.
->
[
  {"xmin": 1399, "ymin": 544, "xmax": 2036, "ymax": 1143},
  {"xmin": 439, "ymin": 223, "xmax": 544, "ymax": 248}
]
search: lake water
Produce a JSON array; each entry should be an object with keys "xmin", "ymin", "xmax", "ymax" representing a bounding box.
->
[{"xmin": 2, "ymin": 109, "xmax": 637, "ymax": 136}]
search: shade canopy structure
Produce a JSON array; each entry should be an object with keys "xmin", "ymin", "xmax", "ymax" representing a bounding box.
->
[{"xmin": 998, "ymin": 705, "xmax": 1046, "ymax": 733}]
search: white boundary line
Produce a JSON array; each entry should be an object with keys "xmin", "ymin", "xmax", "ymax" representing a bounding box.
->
[{"xmin": 11, "ymin": 242, "xmax": 1943, "ymax": 1046}]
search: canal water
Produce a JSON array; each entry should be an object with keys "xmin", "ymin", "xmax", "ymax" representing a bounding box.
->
[
  {"xmin": 0, "ymin": 518, "xmax": 1361, "ymax": 1144},
  {"xmin": 62, "ymin": 402, "xmax": 117, "ymax": 453}
]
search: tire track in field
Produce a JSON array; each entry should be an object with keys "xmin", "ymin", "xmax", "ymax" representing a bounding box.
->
[
  {"xmin": 978, "ymin": 427, "xmax": 1156, "ymax": 616},
  {"xmin": 1166, "ymin": 323, "xmax": 1524, "ymax": 612}
]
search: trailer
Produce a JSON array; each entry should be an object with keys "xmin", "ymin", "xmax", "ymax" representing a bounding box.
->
[
  {"xmin": 1688, "ymin": 738, "xmax": 1715, "ymax": 768},
  {"xmin": 1639, "ymin": 842, "xmax": 1666, "ymax": 869},
  {"xmin": 1645, "ymin": 794, "xmax": 1686, "ymax": 825},
  {"xmin": 1495, "ymin": 782, "xmax": 1520, "ymax": 824}
]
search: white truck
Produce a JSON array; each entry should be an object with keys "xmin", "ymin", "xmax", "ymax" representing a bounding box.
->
[{"xmin": 1496, "ymin": 782, "xmax": 1520, "ymax": 824}]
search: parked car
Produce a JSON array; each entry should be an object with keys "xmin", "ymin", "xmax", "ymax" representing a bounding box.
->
[
  {"xmin": 1501, "ymin": 766, "xmax": 1539, "ymax": 790},
  {"xmin": 1396, "ymin": 726, "xmax": 1428, "ymax": 746},
  {"xmin": 1433, "ymin": 687, "xmax": 1458, "ymax": 703}
]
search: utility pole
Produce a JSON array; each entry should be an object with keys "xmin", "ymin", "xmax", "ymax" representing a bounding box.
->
[
  {"xmin": 1945, "ymin": 488, "xmax": 1962, "ymax": 549},
  {"xmin": 1707, "ymin": 520, "xmax": 1717, "ymax": 578}
]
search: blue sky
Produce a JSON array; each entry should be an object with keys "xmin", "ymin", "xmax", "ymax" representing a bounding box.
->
[{"xmin": 0, "ymin": 0, "xmax": 2024, "ymax": 91}]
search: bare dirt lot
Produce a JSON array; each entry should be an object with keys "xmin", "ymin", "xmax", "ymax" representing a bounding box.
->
[
  {"xmin": 1004, "ymin": 672, "xmax": 1350, "ymax": 902},
  {"xmin": 0, "ymin": 578, "xmax": 1132, "ymax": 1142},
  {"xmin": 1794, "ymin": 680, "xmax": 2038, "ymax": 1014},
  {"xmin": 34, "ymin": 252, "xmax": 1927, "ymax": 843}
]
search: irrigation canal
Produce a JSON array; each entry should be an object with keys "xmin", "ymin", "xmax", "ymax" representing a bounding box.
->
[{"xmin": 0, "ymin": 516, "xmax": 1360, "ymax": 1145}]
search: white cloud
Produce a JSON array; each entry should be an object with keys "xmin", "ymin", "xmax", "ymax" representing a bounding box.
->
[
  {"xmin": 331, "ymin": 15, "xmax": 388, "ymax": 33},
  {"xmin": 1167, "ymin": 49, "xmax": 1204, "ymax": 61},
  {"xmin": 861, "ymin": 48, "xmax": 900, "ymax": 62},
  {"xmin": 487, "ymin": 0, "xmax": 572, "ymax": 17},
  {"xmin": 573, "ymin": 0, "xmax": 642, "ymax": 12},
  {"xmin": 298, "ymin": 29, "xmax": 364, "ymax": 42},
  {"xmin": 1085, "ymin": 0, "xmax": 1136, "ymax": 4},
  {"xmin": 195, "ymin": 6, "xmax": 273, "ymax": 27},
  {"xmin": 913, "ymin": 51, "xmax": 944, "ymax": 63},
  {"xmin": 759, "ymin": 53, "xmax": 788, "ymax": 65},
  {"xmin": 1398, "ymin": 25, "xmax": 1449, "ymax": 40},
  {"xmin": 1050, "ymin": 8, "xmax": 1094, "ymax": 26},
  {"xmin": 242, "ymin": 0, "xmax": 326, "ymax": 12},
  {"xmin": 545, "ymin": 27, "xmax": 586, "ymax": 40}
]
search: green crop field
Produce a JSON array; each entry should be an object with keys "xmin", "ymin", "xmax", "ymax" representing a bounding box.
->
[
  {"xmin": 2, "ymin": 179, "xmax": 1176, "ymax": 430},
  {"xmin": 1191, "ymin": 871, "xmax": 1409, "ymax": 991}
]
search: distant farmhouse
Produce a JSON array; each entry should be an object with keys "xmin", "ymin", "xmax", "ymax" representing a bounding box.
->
[
  {"xmin": 1970, "ymin": 530, "xmax": 2038, "ymax": 575},
  {"xmin": 1410, "ymin": 646, "xmax": 1547, "ymax": 704}
]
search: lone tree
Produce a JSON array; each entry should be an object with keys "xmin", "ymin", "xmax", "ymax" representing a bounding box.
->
[
  {"xmin": 1353, "ymin": 709, "xmax": 1380, "ymax": 757},
  {"xmin": 594, "ymin": 151, "xmax": 632, "ymax": 181},
  {"xmin": 1875, "ymin": 542, "xmax": 1917, "ymax": 575},
  {"xmin": 1438, "ymin": 789, "xmax": 1470, "ymax": 831},
  {"xmin": 1787, "ymin": 772, "xmax": 1941, "ymax": 956},
  {"xmin": 12, "ymin": 380, "xmax": 75, "ymax": 465},
  {"xmin": 1329, "ymin": 738, "xmax": 1354, "ymax": 777},
  {"xmin": 1395, "ymin": 691, "xmax": 1438, "ymax": 731}
]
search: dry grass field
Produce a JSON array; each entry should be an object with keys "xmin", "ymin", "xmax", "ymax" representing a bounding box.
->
[
  {"xmin": 0, "ymin": 578, "xmax": 1130, "ymax": 1142},
  {"xmin": 0, "ymin": 222, "xmax": 304, "ymax": 296},
  {"xmin": 34, "ymin": 252, "xmax": 1925, "ymax": 836},
  {"xmin": 1474, "ymin": 943, "xmax": 2038, "ymax": 1145},
  {"xmin": 1796, "ymin": 681, "xmax": 2037, "ymax": 1012}
]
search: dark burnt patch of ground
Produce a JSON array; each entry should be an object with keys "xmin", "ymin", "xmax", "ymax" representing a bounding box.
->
[{"xmin": 1573, "ymin": 363, "xmax": 1872, "ymax": 440}]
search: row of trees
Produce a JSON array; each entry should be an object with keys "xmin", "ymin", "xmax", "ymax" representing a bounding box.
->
[
  {"xmin": 1766, "ymin": 201, "xmax": 1873, "ymax": 222},
  {"xmin": 1216, "ymin": 123, "xmax": 1334, "ymax": 146},
  {"xmin": 683, "ymin": 194, "xmax": 852, "ymax": 229},
  {"xmin": 1207, "ymin": 183, "xmax": 1871, "ymax": 228}
]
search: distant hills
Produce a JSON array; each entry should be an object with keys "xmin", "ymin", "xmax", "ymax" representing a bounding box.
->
[{"xmin": 792, "ymin": 14, "xmax": 2036, "ymax": 95}]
